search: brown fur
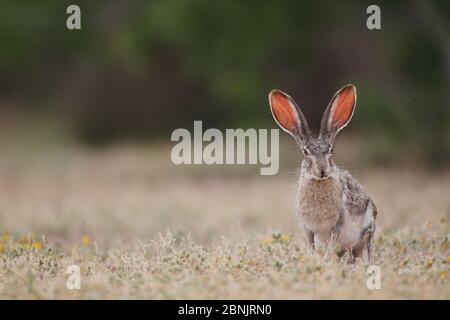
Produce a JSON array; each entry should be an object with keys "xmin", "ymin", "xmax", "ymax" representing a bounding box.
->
[{"xmin": 297, "ymin": 175, "xmax": 341, "ymax": 234}]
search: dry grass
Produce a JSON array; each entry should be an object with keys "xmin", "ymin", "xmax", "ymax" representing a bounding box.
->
[{"xmin": 0, "ymin": 143, "xmax": 448, "ymax": 299}]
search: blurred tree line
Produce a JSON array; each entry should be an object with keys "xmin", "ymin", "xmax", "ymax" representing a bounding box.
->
[{"xmin": 0, "ymin": 0, "xmax": 448, "ymax": 165}]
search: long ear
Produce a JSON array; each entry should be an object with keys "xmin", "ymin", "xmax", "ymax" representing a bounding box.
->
[
  {"xmin": 320, "ymin": 84, "xmax": 356, "ymax": 141},
  {"xmin": 269, "ymin": 89, "xmax": 311, "ymax": 144}
]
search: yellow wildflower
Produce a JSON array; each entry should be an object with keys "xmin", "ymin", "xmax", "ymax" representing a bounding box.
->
[
  {"xmin": 281, "ymin": 233, "xmax": 290, "ymax": 242},
  {"xmin": 2, "ymin": 233, "xmax": 10, "ymax": 242},
  {"xmin": 82, "ymin": 235, "xmax": 91, "ymax": 246},
  {"xmin": 32, "ymin": 241, "xmax": 42, "ymax": 250}
]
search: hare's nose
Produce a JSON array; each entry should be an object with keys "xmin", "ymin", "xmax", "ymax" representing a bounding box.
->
[{"xmin": 320, "ymin": 170, "xmax": 325, "ymax": 178}]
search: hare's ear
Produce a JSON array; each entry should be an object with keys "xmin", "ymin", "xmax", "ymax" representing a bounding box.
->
[
  {"xmin": 269, "ymin": 89, "xmax": 311, "ymax": 143},
  {"xmin": 320, "ymin": 85, "xmax": 356, "ymax": 141}
]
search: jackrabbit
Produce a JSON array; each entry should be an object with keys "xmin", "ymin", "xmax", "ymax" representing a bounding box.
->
[{"xmin": 269, "ymin": 85, "xmax": 377, "ymax": 262}]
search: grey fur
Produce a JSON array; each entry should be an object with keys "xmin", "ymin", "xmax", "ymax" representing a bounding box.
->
[{"xmin": 269, "ymin": 85, "xmax": 377, "ymax": 262}]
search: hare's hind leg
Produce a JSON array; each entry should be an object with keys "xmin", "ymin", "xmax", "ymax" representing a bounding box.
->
[
  {"xmin": 353, "ymin": 227, "xmax": 375, "ymax": 263},
  {"xmin": 363, "ymin": 228, "xmax": 375, "ymax": 264},
  {"xmin": 364, "ymin": 201, "xmax": 377, "ymax": 263},
  {"xmin": 351, "ymin": 238, "xmax": 366, "ymax": 262}
]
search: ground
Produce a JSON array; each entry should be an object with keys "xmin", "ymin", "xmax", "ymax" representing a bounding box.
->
[{"xmin": 0, "ymin": 143, "xmax": 448, "ymax": 299}]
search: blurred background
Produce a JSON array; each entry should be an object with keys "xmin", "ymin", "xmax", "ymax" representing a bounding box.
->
[{"xmin": 0, "ymin": 0, "xmax": 448, "ymax": 165}]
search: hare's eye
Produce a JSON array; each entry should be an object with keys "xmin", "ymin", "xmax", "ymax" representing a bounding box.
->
[
  {"xmin": 303, "ymin": 148, "xmax": 309, "ymax": 156},
  {"xmin": 330, "ymin": 147, "xmax": 334, "ymax": 154}
]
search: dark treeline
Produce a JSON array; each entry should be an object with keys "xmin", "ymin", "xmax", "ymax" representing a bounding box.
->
[{"xmin": 0, "ymin": 1, "xmax": 448, "ymax": 165}]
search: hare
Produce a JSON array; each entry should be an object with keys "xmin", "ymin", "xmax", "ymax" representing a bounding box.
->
[{"xmin": 268, "ymin": 85, "xmax": 377, "ymax": 262}]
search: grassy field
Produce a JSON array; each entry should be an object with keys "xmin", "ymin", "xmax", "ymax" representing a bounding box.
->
[{"xmin": 0, "ymin": 142, "xmax": 448, "ymax": 299}]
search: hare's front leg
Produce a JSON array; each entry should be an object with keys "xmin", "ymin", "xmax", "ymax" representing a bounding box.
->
[
  {"xmin": 324, "ymin": 228, "xmax": 338, "ymax": 260},
  {"xmin": 303, "ymin": 226, "xmax": 315, "ymax": 252}
]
